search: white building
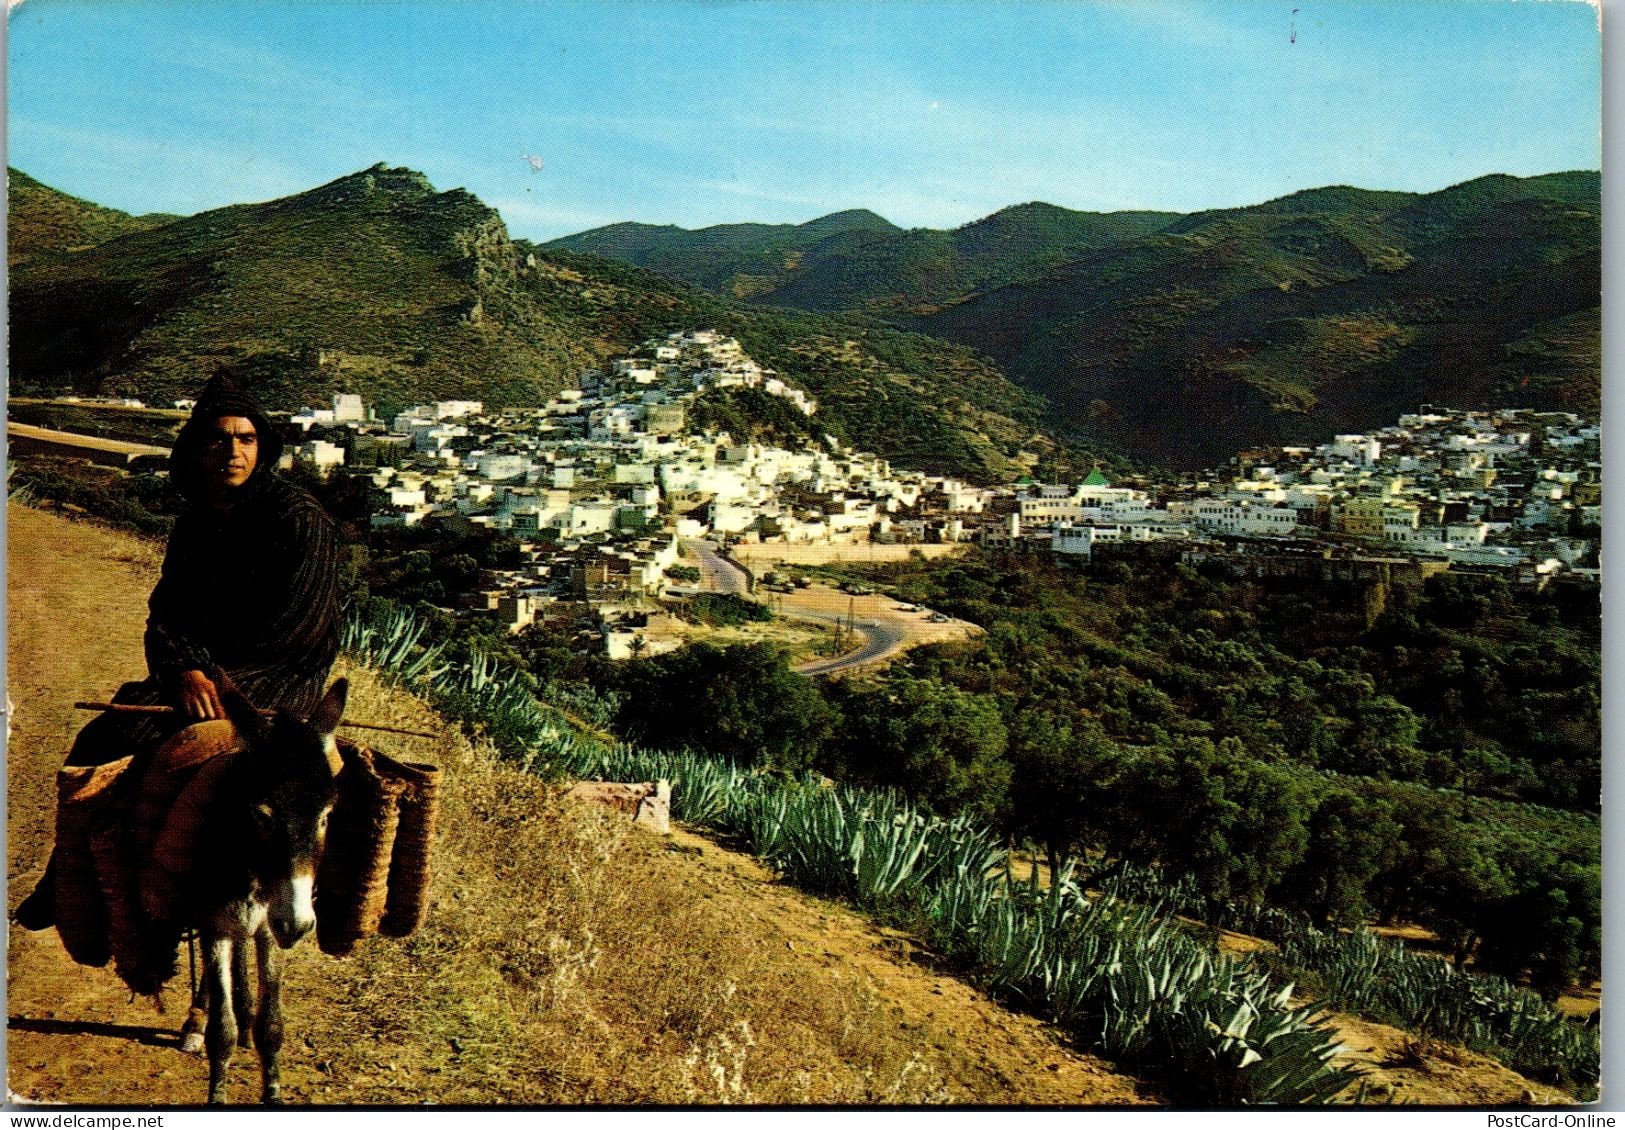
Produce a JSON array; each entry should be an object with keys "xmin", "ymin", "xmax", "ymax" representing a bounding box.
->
[
  {"xmin": 332, "ymin": 393, "xmax": 366, "ymax": 423},
  {"xmin": 291, "ymin": 439, "xmax": 345, "ymax": 475},
  {"xmin": 477, "ymin": 452, "xmax": 530, "ymax": 481}
]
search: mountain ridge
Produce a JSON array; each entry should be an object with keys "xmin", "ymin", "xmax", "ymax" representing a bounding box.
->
[
  {"xmin": 907, "ymin": 170, "xmax": 1598, "ymax": 464},
  {"xmin": 544, "ymin": 201, "xmax": 1179, "ymax": 312},
  {"xmin": 7, "ymin": 167, "xmax": 180, "ymax": 265},
  {"xmin": 7, "ymin": 165, "xmax": 1081, "ymax": 482},
  {"xmin": 10, "ymin": 164, "xmax": 1597, "ymax": 471},
  {"xmin": 543, "ymin": 169, "xmax": 1597, "ymax": 467}
]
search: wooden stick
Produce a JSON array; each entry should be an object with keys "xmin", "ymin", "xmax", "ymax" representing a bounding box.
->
[{"xmin": 73, "ymin": 701, "xmax": 442, "ymax": 741}]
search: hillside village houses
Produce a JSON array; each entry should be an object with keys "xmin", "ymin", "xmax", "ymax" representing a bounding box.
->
[
  {"xmin": 1030, "ymin": 408, "xmax": 1599, "ymax": 587},
  {"xmin": 273, "ymin": 331, "xmax": 1000, "ymax": 636},
  {"xmin": 271, "ymin": 331, "xmax": 1598, "ymax": 642}
]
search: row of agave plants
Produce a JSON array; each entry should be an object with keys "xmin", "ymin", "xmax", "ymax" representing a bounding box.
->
[
  {"xmin": 341, "ymin": 608, "xmax": 607, "ymax": 771},
  {"xmin": 342, "ymin": 605, "xmax": 1360, "ymax": 1104},
  {"xmin": 1101, "ymin": 865, "xmax": 1600, "ymax": 1099},
  {"xmin": 545, "ymin": 742, "xmax": 1362, "ymax": 1104}
]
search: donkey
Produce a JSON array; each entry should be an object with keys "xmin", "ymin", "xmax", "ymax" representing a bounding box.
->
[{"xmin": 177, "ymin": 678, "xmax": 345, "ymax": 1104}]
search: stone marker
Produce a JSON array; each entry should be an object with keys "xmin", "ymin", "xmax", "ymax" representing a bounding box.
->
[{"xmin": 564, "ymin": 779, "xmax": 671, "ymax": 835}]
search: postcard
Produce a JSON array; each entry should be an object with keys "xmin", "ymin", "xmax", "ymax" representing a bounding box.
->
[{"xmin": 5, "ymin": 0, "xmax": 1605, "ymax": 1113}]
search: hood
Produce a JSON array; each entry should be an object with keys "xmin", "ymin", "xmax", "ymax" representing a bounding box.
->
[{"xmin": 169, "ymin": 374, "xmax": 286, "ymax": 504}]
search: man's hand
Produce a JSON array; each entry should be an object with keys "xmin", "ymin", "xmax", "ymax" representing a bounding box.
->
[{"xmin": 178, "ymin": 669, "xmax": 225, "ymax": 720}]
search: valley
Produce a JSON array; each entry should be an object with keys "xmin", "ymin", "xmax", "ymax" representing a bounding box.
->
[{"xmin": 5, "ymin": 159, "xmax": 1602, "ymax": 1107}]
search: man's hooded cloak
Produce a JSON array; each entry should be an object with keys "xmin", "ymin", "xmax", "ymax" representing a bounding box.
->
[{"xmin": 68, "ymin": 375, "xmax": 343, "ymax": 764}]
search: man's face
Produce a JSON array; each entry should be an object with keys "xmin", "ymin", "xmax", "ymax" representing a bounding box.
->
[{"xmin": 199, "ymin": 415, "xmax": 259, "ymax": 493}]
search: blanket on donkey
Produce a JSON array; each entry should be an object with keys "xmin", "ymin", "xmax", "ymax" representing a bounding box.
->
[{"xmin": 51, "ymin": 724, "xmax": 441, "ymax": 996}]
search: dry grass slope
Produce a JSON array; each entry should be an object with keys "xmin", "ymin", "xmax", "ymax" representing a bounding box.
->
[{"xmin": 320, "ymin": 659, "xmax": 1152, "ymax": 1105}]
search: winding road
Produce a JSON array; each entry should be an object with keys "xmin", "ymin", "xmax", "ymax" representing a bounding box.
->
[
  {"xmin": 683, "ymin": 538, "xmax": 751, "ymax": 596},
  {"xmin": 785, "ymin": 610, "xmax": 910, "ymax": 677},
  {"xmin": 679, "ymin": 539, "xmax": 977, "ymax": 676}
]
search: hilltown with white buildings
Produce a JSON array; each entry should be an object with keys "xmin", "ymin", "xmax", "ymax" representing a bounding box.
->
[{"xmin": 262, "ymin": 330, "xmax": 1599, "ymax": 636}]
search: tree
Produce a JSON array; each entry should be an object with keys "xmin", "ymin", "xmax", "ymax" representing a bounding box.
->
[
  {"xmin": 1325, "ymin": 694, "xmax": 1425, "ymax": 779},
  {"xmin": 1276, "ymin": 790, "xmax": 1402, "ymax": 926},
  {"xmin": 1475, "ymin": 858, "xmax": 1601, "ymax": 997},
  {"xmin": 615, "ymin": 642, "xmax": 835, "ymax": 772},
  {"xmin": 826, "ymin": 678, "xmax": 1010, "ymax": 821},
  {"xmin": 1004, "ymin": 712, "xmax": 1119, "ymax": 874},
  {"xmin": 1091, "ymin": 737, "xmax": 1308, "ymax": 903},
  {"xmin": 1218, "ymin": 754, "xmax": 1311, "ymax": 903}
]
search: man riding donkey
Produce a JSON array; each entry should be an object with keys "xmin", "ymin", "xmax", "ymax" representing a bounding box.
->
[{"xmin": 14, "ymin": 372, "xmax": 344, "ymax": 940}]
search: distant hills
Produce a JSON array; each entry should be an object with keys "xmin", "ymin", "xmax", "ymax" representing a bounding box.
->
[
  {"xmin": 7, "ymin": 166, "xmax": 1079, "ymax": 482},
  {"xmin": 7, "ymin": 168, "xmax": 178, "ymax": 265},
  {"xmin": 551, "ymin": 173, "xmax": 1600, "ymax": 467},
  {"xmin": 546, "ymin": 202, "xmax": 1177, "ymax": 315},
  {"xmin": 9, "ymin": 164, "xmax": 1598, "ymax": 472},
  {"xmin": 912, "ymin": 173, "xmax": 1600, "ymax": 465}
]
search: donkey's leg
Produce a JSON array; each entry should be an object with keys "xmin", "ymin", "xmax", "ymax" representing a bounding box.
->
[
  {"xmin": 203, "ymin": 932, "xmax": 238, "ymax": 1105},
  {"xmin": 181, "ymin": 980, "xmax": 208, "ymax": 1055},
  {"xmin": 252, "ymin": 926, "xmax": 287, "ymax": 1105},
  {"xmin": 232, "ymin": 939, "xmax": 254, "ymax": 1049}
]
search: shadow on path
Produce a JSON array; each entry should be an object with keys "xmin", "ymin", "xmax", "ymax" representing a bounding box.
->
[{"xmin": 9, "ymin": 1014, "xmax": 180, "ymax": 1050}]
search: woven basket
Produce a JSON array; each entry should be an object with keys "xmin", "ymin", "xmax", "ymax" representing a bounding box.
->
[
  {"xmin": 374, "ymin": 752, "xmax": 441, "ymax": 939},
  {"xmin": 50, "ymin": 757, "xmax": 131, "ymax": 968},
  {"xmin": 317, "ymin": 742, "xmax": 406, "ymax": 957}
]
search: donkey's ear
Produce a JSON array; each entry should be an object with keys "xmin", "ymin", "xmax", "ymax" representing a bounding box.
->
[
  {"xmin": 220, "ymin": 682, "xmax": 271, "ymax": 746},
  {"xmin": 307, "ymin": 678, "xmax": 348, "ymax": 738}
]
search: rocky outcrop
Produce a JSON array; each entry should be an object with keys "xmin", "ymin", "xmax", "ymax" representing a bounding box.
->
[{"xmin": 564, "ymin": 780, "xmax": 671, "ymax": 835}]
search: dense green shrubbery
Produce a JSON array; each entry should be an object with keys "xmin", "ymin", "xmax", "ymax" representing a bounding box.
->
[
  {"xmin": 682, "ymin": 591, "xmax": 774, "ymax": 627},
  {"xmin": 614, "ymin": 641, "xmax": 834, "ymax": 771},
  {"xmin": 347, "ymin": 603, "xmax": 1358, "ymax": 1103},
  {"xmin": 793, "ymin": 551, "xmax": 1601, "ymax": 983},
  {"xmin": 344, "ymin": 601, "xmax": 1598, "ymax": 1102}
]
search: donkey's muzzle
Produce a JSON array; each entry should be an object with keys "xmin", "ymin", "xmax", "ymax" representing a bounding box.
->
[
  {"xmin": 270, "ymin": 913, "xmax": 314, "ymax": 949},
  {"xmin": 270, "ymin": 873, "xmax": 317, "ymax": 948}
]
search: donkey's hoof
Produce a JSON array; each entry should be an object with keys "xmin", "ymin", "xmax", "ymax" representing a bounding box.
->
[{"xmin": 180, "ymin": 1031, "xmax": 205, "ymax": 1055}]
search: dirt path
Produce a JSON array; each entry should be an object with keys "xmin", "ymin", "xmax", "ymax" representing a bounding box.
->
[
  {"xmin": 5, "ymin": 504, "xmax": 1152, "ymax": 1107},
  {"xmin": 732, "ymin": 542, "xmax": 967, "ymax": 568}
]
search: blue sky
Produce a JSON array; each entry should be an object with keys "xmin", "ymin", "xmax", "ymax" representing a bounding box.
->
[{"xmin": 6, "ymin": 0, "xmax": 1602, "ymax": 240}]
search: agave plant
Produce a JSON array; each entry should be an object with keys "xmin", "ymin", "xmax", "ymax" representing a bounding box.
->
[
  {"xmin": 342, "ymin": 604, "xmax": 1397, "ymax": 1105},
  {"xmin": 342, "ymin": 605, "xmax": 451, "ymax": 684}
]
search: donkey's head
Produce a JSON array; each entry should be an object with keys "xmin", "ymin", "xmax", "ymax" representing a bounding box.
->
[{"xmin": 222, "ymin": 679, "xmax": 345, "ymax": 949}]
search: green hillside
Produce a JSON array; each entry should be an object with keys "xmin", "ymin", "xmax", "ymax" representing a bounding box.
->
[
  {"xmin": 550, "ymin": 173, "xmax": 1598, "ymax": 469},
  {"xmin": 546, "ymin": 210, "xmax": 903, "ymax": 297},
  {"xmin": 545, "ymin": 203, "xmax": 1176, "ymax": 314},
  {"xmin": 912, "ymin": 173, "xmax": 1600, "ymax": 467},
  {"xmin": 7, "ymin": 167, "xmax": 178, "ymax": 264},
  {"xmin": 7, "ymin": 166, "xmax": 1078, "ymax": 482},
  {"xmin": 16, "ymin": 165, "xmax": 1594, "ymax": 474}
]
